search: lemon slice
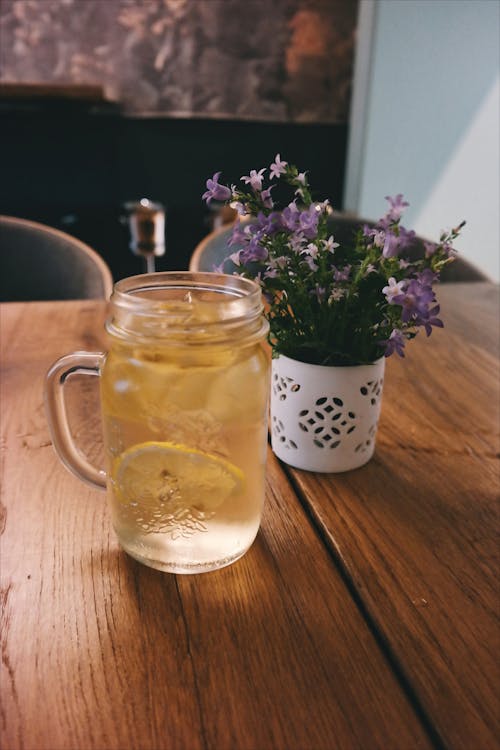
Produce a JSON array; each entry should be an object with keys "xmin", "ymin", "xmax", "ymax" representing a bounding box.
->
[{"xmin": 113, "ymin": 441, "xmax": 244, "ymax": 517}]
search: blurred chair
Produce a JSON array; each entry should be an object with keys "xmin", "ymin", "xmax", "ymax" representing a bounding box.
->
[
  {"xmin": 190, "ymin": 214, "xmax": 487, "ymax": 282},
  {"xmin": 0, "ymin": 215, "xmax": 114, "ymax": 302},
  {"xmin": 190, "ymin": 223, "xmax": 237, "ymax": 273}
]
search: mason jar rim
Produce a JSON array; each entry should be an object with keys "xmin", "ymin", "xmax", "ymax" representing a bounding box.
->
[
  {"xmin": 113, "ymin": 271, "xmax": 261, "ymax": 304},
  {"xmin": 107, "ymin": 271, "xmax": 267, "ymax": 344}
]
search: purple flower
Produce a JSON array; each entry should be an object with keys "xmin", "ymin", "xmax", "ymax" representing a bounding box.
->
[
  {"xmin": 240, "ymin": 239, "xmax": 268, "ymax": 265},
  {"xmin": 312, "ymin": 285, "xmax": 326, "ymax": 302},
  {"xmin": 263, "ymin": 267, "xmax": 279, "ymax": 279},
  {"xmin": 269, "ymin": 211, "xmax": 285, "ymax": 233},
  {"xmin": 298, "ymin": 205, "xmax": 319, "ymax": 239},
  {"xmin": 231, "ymin": 201, "xmax": 248, "ymax": 215},
  {"xmin": 382, "ymin": 231, "xmax": 400, "ymax": 258},
  {"xmin": 384, "ymin": 194, "xmax": 409, "ymax": 222},
  {"xmin": 364, "ymin": 226, "xmax": 386, "ymax": 248},
  {"xmin": 417, "ymin": 268, "xmax": 439, "ymax": 286},
  {"xmin": 200, "ymin": 162, "xmax": 461, "ymax": 364},
  {"xmin": 202, "ymin": 172, "xmax": 232, "ymax": 205},
  {"xmin": 267, "ymin": 256, "xmax": 288, "ymax": 274},
  {"xmin": 301, "ymin": 243, "xmax": 319, "ymax": 259},
  {"xmin": 382, "ymin": 329, "xmax": 406, "ymax": 357},
  {"xmin": 329, "ymin": 288, "xmax": 346, "ymax": 303},
  {"xmin": 398, "ymin": 226, "xmax": 416, "ymax": 249},
  {"xmin": 259, "ymin": 186, "xmax": 274, "ymax": 209},
  {"xmin": 229, "ymin": 225, "xmax": 245, "ymax": 247},
  {"xmin": 269, "ymin": 154, "xmax": 287, "ymax": 179},
  {"xmin": 392, "ymin": 279, "xmax": 433, "ymax": 323},
  {"xmin": 282, "ymin": 201, "xmax": 301, "ymax": 232},
  {"xmin": 228, "ymin": 219, "xmax": 270, "ymax": 268},
  {"xmin": 254, "ymin": 210, "xmax": 282, "ymax": 235},
  {"xmin": 383, "ymin": 277, "xmax": 407, "ymax": 303},
  {"xmin": 333, "ymin": 265, "xmax": 351, "ymax": 282},
  {"xmin": 376, "ymin": 216, "xmax": 391, "ymax": 231},
  {"xmin": 323, "ymin": 235, "xmax": 339, "ymax": 253},
  {"xmin": 241, "ymin": 168, "xmax": 266, "ymax": 191},
  {"xmin": 274, "ymin": 256, "xmax": 289, "ymax": 269},
  {"xmin": 288, "ymin": 232, "xmax": 306, "ymax": 254},
  {"xmin": 390, "ymin": 269, "xmax": 442, "ymax": 334},
  {"xmin": 303, "ymin": 256, "xmax": 318, "ymax": 272},
  {"xmin": 421, "ymin": 305, "xmax": 444, "ymax": 336}
]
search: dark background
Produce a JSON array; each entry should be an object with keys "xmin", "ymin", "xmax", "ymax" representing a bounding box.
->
[{"xmin": 0, "ymin": 103, "xmax": 348, "ymax": 280}]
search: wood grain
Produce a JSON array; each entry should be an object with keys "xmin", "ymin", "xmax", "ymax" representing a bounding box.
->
[
  {"xmin": 286, "ymin": 283, "xmax": 500, "ymax": 750},
  {"xmin": 0, "ymin": 301, "xmax": 432, "ymax": 750}
]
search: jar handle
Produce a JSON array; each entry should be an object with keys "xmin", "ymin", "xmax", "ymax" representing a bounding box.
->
[{"xmin": 44, "ymin": 351, "xmax": 107, "ymax": 491}]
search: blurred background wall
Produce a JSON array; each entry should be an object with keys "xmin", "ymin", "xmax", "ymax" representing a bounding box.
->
[
  {"xmin": 0, "ymin": 0, "xmax": 356, "ymax": 122},
  {"xmin": 345, "ymin": 0, "xmax": 499, "ymax": 281}
]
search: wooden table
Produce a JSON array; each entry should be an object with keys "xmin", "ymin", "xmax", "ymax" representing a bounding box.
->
[{"xmin": 1, "ymin": 283, "xmax": 499, "ymax": 750}]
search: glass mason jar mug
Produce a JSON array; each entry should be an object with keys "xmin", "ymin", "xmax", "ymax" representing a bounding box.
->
[{"xmin": 45, "ymin": 272, "xmax": 270, "ymax": 574}]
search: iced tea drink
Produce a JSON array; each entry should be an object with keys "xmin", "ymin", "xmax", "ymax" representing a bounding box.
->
[{"xmin": 100, "ymin": 273, "xmax": 270, "ymax": 573}]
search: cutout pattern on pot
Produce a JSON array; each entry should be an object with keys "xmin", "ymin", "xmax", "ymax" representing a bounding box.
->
[
  {"xmin": 272, "ymin": 372, "xmax": 301, "ymax": 401},
  {"xmin": 360, "ymin": 377, "xmax": 384, "ymax": 406},
  {"xmin": 355, "ymin": 422, "xmax": 378, "ymax": 453},
  {"xmin": 298, "ymin": 396, "xmax": 357, "ymax": 450},
  {"xmin": 271, "ymin": 415, "xmax": 298, "ymax": 450},
  {"xmin": 270, "ymin": 356, "xmax": 385, "ymax": 471}
]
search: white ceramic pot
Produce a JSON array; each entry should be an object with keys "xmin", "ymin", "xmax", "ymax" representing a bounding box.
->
[{"xmin": 270, "ymin": 355, "xmax": 385, "ymax": 472}]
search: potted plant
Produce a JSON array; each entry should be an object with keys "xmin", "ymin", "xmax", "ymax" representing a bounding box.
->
[{"xmin": 202, "ymin": 155, "xmax": 464, "ymax": 472}]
